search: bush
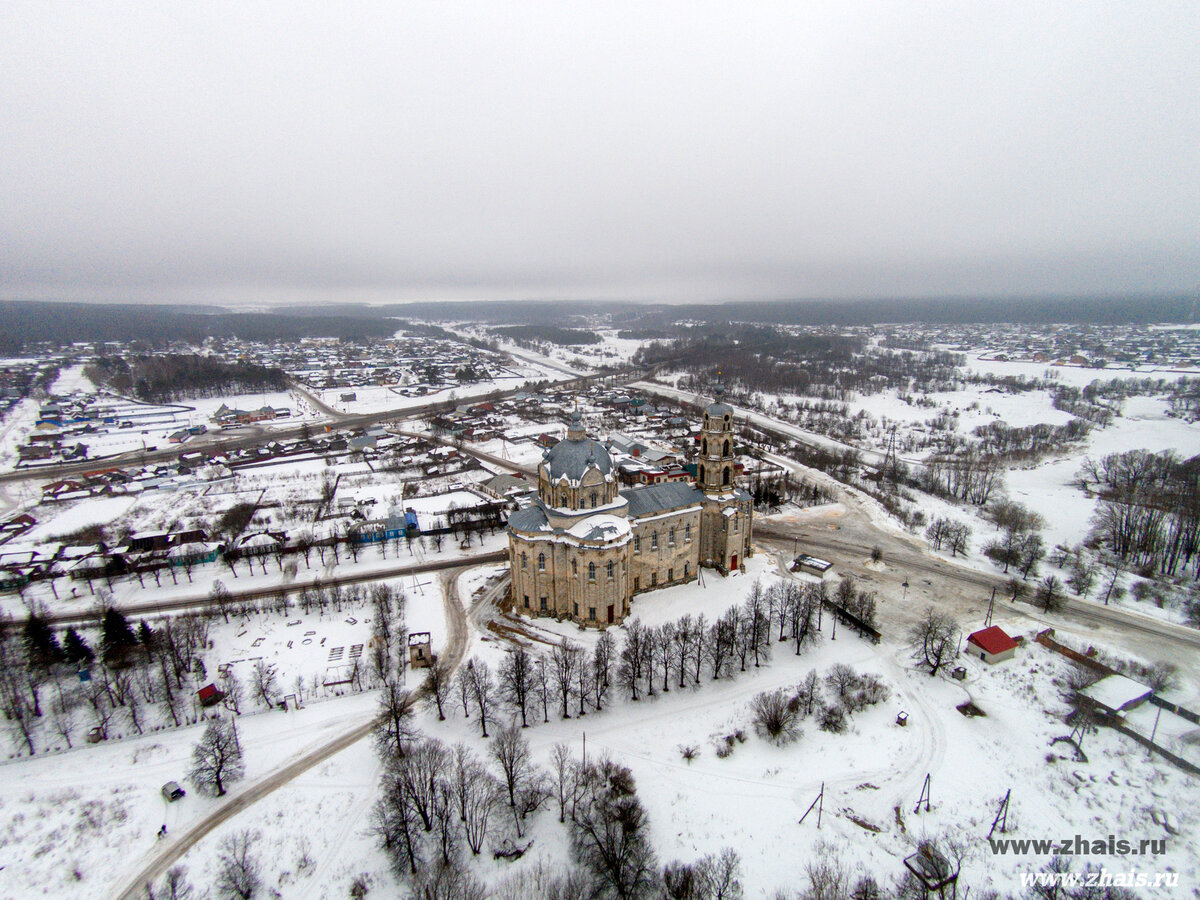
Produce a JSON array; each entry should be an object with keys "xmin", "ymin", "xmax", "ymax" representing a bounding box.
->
[
  {"xmin": 750, "ymin": 689, "xmax": 802, "ymax": 744},
  {"xmin": 819, "ymin": 703, "xmax": 848, "ymax": 734}
]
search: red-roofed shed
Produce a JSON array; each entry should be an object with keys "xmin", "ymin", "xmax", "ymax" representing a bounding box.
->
[
  {"xmin": 196, "ymin": 683, "xmax": 225, "ymax": 707},
  {"xmin": 966, "ymin": 626, "xmax": 1018, "ymax": 664}
]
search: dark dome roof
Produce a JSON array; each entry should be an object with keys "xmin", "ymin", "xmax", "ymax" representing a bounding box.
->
[
  {"xmin": 705, "ymin": 383, "xmax": 733, "ymax": 419},
  {"xmin": 542, "ymin": 435, "xmax": 613, "ymax": 483}
]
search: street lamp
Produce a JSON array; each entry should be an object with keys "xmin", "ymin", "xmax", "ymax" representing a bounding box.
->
[{"xmin": 901, "ymin": 578, "xmax": 909, "ymax": 601}]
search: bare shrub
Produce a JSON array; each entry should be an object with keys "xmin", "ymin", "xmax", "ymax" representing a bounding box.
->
[
  {"xmin": 750, "ymin": 689, "xmax": 802, "ymax": 744},
  {"xmin": 818, "ymin": 703, "xmax": 847, "ymax": 734}
]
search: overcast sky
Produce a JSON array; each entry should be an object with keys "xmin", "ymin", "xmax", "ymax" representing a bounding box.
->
[{"xmin": 2, "ymin": 2, "xmax": 1198, "ymax": 305}]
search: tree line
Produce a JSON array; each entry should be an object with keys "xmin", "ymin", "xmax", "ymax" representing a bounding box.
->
[{"xmin": 85, "ymin": 353, "xmax": 288, "ymax": 403}]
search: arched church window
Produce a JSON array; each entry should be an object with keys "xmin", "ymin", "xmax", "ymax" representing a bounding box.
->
[
  {"xmin": 723, "ymin": 440, "xmax": 730, "ymax": 456},
  {"xmin": 669, "ymin": 526, "xmax": 675, "ymax": 545},
  {"xmin": 723, "ymin": 466, "xmax": 731, "ymax": 486},
  {"xmin": 607, "ymin": 561, "xmax": 614, "ymax": 578},
  {"xmin": 538, "ymin": 553, "xmax": 546, "ymax": 571},
  {"xmin": 698, "ymin": 465, "xmax": 706, "ymax": 484},
  {"xmin": 634, "ymin": 535, "xmax": 640, "ymax": 552},
  {"xmin": 572, "ymin": 559, "xmax": 577, "ymax": 574},
  {"xmin": 685, "ymin": 522, "xmax": 691, "ymax": 541},
  {"xmin": 521, "ymin": 552, "xmax": 527, "ymax": 569},
  {"xmin": 560, "ymin": 492, "xmax": 568, "ymax": 507},
  {"xmin": 591, "ymin": 491, "xmax": 598, "ymax": 508},
  {"xmin": 588, "ymin": 562, "xmax": 596, "ymax": 580},
  {"xmin": 701, "ymin": 438, "xmax": 708, "ymax": 455},
  {"xmin": 651, "ymin": 531, "xmax": 658, "ymax": 549}
]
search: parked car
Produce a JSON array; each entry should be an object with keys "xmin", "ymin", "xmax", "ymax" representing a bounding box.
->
[{"xmin": 161, "ymin": 781, "xmax": 186, "ymax": 801}]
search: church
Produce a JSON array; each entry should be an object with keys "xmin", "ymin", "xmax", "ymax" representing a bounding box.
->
[{"xmin": 507, "ymin": 388, "xmax": 753, "ymax": 628}]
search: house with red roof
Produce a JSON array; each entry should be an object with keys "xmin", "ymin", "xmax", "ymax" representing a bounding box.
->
[{"xmin": 965, "ymin": 626, "xmax": 1018, "ymax": 664}]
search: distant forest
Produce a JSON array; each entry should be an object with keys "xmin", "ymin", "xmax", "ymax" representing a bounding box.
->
[
  {"xmin": 492, "ymin": 324, "xmax": 601, "ymax": 345},
  {"xmin": 290, "ymin": 295, "xmax": 1197, "ymax": 327},
  {"xmin": 0, "ymin": 301, "xmax": 397, "ymax": 352},
  {"xmin": 633, "ymin": 325, "xmax": 964, "ymax": 398},
  {"xmin": 85, "ymin": 354, "xmax": 288, "ymax": 402}
]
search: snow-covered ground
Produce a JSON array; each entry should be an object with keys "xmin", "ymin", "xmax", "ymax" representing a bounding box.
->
[{"xmin": 5, "ymin": 552, "xmax": 1196, "ymax": 899}]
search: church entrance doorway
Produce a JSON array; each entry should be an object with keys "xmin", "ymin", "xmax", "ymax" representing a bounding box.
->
[
  {"xmin": 607, "ymin": 604, "xmax": 614, "ymax": 624},
  {"xmin": 731, "ymin": 553, "xmax": 738, "ymax": 571}
]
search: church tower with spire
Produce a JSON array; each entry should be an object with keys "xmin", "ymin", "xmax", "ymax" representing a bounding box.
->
[
  {"xmin": 697, "ymin": 382, "xmax": 753, "ymax": 574},
  {"xmin": 698, "ymin": 382, "xmax": 737, "ymax": 496}
]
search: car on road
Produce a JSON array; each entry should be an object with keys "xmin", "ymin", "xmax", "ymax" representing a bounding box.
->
[{"xmin": 161, "ymin": 781, "xmax": 186, "ymax": 801}]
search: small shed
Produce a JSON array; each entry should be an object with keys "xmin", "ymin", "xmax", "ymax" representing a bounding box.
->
[
  {"xmin": 965, "ymin": 626, "xmax": 1018, "ymax": 664},
  {"xmin": 409, "ymin": 632, "xmax": 434, "ymax": 669},
  {"xmin": 196, "ymin": 683, "xmax": 225, "ymax": 708},
  {"xmin": 792, "ymin": 554, "xmax": 834, "ymax": 577},
  {"xmin": 1079, "ymin": 674, "xmax": 1153, "ymax": 716}
]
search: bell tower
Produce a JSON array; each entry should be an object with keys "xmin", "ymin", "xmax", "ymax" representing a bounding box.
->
[{"xmin": 697, "ymin": 383, "xmax": 736, "ymax": 495}]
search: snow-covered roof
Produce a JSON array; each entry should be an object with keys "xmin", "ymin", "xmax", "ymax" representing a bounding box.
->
[
  {"xmin": 1080, "ymin": 674, "xmax": 1153, "ymax": 713},
  {"xmin": 541, "ymin": 434, "xmax": 613, "ymax": 483},
  {"xmin": 566, "ymin": 514, "xmax": 632, "ymax": 542},
  {"xmin": 237, "ymin": 532, "xmax": 280, "ymax": 549}
]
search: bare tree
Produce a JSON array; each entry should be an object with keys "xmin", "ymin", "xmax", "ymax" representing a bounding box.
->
[
  {"xmin": 535, "ymin": 657, "xmax": 552, "ymax": 724},
  {"xmin": 491, "ymin": 721, "xmax": 534, "ymax": 811},
  {"xmin": 570, "ymin": 757, "xmax": 658, "ymax": 900},
  {"xmin": 907, "ymin": 607, "xmax": 960, "ymax": 676},
  {"xmin": 189, "ymin": 719, "xmax": 244, "ymax": 797},
  {"xmin": 1037, "ymin": 575, "xmax": 1065, "ymax": 613},
  {"xmin": 425, "ymin": 660, "xmax": 451, "ymax": 721},
  {"xmin": 214, "ymin": 829, "xmax": 260, "ymax": 900},
  {"xmin": 749, "ymin": 689, "xmax": 801, "ymax": 744},
  {"xmin": 697, "ymin": 848, "xmax": 744, "ymax": 900},
  {"xmin": 250, "ymin": 660, "xmax": 278, "ymax": 709},
  {"xmin": 50, "ymin": 695, "xmax": 76, "ymax": 748},
  {"xmin": 549, "ymin": 742, "xmax": 578, "ymax": 824},
  {"xmin": 593, "ymin": 631, "xmax": 615, "ymax": 711},
  {"xmin": 146, "ymin": 865, "xmax": 195, "ymax": 900},
  {"xmin": 466, "ymin": 658, "xmax": 495, "ymax": 738},
  {"xmin": 221, "ymin": 670, "xmax": 245, "ymax": 716},
  {"xmin": 453, "ymin": 744, "xmax": 501, "ymax": 855},
  {"xmin": 824, "ymin": 664, "xmax": 859, "ymax": 700},
  {"xmin": 376, "ymin": 681, "xmax": 419, "ymax": 759},
  {"xmin": 371, "ymin": 764, "xmax": 425, "ymax": 877},
  {"xmin": 210, "ymin": 579, "xmax": 234, "ymax": 623},
  {"xmin": 498, "ymin": 646, "xmax": 535, "ymax": 727},
  {"xmin": 798, "ymin": 669, "xmax": 820, "ymax": 716},
  {"xmin": 551, "ymin": 640, "xmax": 579, "ymax": 718}
]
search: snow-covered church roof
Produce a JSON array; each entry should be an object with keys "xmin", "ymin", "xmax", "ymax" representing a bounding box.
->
[{"xmin": 541, "ymin": 409, "xmax": 613, "ymax": 483}]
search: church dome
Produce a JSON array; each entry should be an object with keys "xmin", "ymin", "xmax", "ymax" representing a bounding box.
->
[
  {"xmin": 542, "ymin": 409, "xmax": 613, "ymax": 484},
  {"xmin": 705, "ymin": 383, "xmax": 734, "ymax": 419}
]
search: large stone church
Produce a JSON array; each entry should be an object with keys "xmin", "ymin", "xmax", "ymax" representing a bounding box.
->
[{"xmin": 508, "ymin": 388, "xmax": 752, "ymax": 628}]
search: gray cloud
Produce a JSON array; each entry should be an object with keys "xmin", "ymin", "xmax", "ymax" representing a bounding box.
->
[{"xmin": 2, "ymin": 1, "xmax": 1198, "ymax": 303}]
